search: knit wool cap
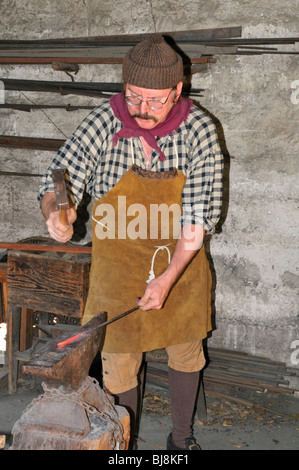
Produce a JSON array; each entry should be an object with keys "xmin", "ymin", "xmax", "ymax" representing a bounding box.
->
[{"xmin": 123, "ymin": 35, "xmax": 183, "ymax": 89}]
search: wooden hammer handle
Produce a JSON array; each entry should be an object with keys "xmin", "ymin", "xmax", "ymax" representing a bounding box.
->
[{"xmin": 59, "ymin": 207, "xmax": 69, "ymax": 225}]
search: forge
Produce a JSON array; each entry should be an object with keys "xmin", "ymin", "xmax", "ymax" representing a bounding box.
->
[{"xmin": 10, "ymin": 312, "xmax": 130, "ymax": 450}]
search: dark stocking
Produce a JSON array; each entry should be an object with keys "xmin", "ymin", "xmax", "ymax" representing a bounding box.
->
[
  {"xmin": 168, "ymin": 367, "xmax": 200, "ymax": 448},
  {"xmin": 114, "ymin": 386, "xmax": 139, "ymax": 449}
]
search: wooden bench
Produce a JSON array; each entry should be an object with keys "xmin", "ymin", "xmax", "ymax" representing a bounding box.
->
[{"xmin": 6, "ymin": 249, "xmax": 91, "ymax": 393}]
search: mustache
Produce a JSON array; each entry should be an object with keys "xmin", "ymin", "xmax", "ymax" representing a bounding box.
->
[{"xmin": 132, "ymin": 112, "xmax": 159, "ymax": 123}]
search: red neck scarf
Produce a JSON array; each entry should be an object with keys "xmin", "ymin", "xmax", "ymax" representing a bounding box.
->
[{"xmin": 110, "ymin": 92, "xmax": 193, "ymax": 161}]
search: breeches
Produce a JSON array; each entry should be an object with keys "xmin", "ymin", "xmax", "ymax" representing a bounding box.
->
[{"xmin": 102, "ymin": 339, "xmax": 205, "ymax": 394}]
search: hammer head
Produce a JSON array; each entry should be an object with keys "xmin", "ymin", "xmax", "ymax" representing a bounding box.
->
[
  {"xmin": 22, "ymin": 312, "xmax": 107, "ymax": 390},
  {"xmin": 52, "ymin": 168, "xmax": 70, "ymax": 210}
]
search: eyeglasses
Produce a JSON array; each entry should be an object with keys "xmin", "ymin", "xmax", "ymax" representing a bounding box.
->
[{"xmin": 125, "ymin": 88, "xmax": 174, "ymax": 110}]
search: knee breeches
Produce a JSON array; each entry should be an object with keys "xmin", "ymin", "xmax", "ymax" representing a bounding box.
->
[{"xmin": 102, "ymin": 340, "xmax": 205, "ymax": 394}]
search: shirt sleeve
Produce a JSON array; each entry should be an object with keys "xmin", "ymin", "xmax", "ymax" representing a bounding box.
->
[
  {"xmin": 180, "ymin": 111, "xmax": 224, "ymax": 234},
  {"xmin": 37, "ymin": 135, "xmax": 88, "ymax": 207},
  {"xmin": 37, "ymin": 102, "xmax": 111, "ymax": 207}
]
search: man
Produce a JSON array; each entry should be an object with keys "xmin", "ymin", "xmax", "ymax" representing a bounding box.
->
[{"xmin": 38, "ymin": 35, "xmax": 223, "ymax": 450}]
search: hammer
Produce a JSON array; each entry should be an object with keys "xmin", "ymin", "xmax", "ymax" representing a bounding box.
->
[{"xmin": 52, "ymin": 168, "xmax": 70, "ymax": 225}]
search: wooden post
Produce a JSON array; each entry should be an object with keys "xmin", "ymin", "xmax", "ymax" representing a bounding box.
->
[{"xmin": 6, "ymin": 305, "xmax": 21, "ymax": 393}]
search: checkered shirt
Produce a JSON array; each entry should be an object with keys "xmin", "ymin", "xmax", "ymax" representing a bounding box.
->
[{"xmin": 38, "ymin": 98, "xmax": 223, "ymax": 234}]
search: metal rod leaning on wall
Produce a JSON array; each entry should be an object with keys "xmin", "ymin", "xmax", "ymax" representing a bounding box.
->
[
  {"xmin": 0, "ymin": 104, "xmax": 95, "ymax": 112},
  {"xmin": 0, "ymin": 27, "xmax": 243, "ymax": 49},
  {"xmin": 1, "ymin": 78, "xmax": 122, "ymax": 93},
  {"xmin": 0, "ymin": 171, "xmax": 43, "ymax": 177},
  {"xmin": 0, "ymin": 45, "xmax": 297, "ymax": 65},
  {"xmin": 0, "ymin": 135, "xmax": 64, "ymax": 151},
  {"xmin": 0, "ymin": 242, "xmax": 92, "ymax": 254},
  {"xmin": 0, "ymin": 79, "xmax": 203, "ymax": 98},
  {"xmin": 0, "ymin": 78, "xmax": 118, "ymax": 98},
  {"xmin": 0, "ymin": 54, "xmax": 214, "ymax": 65}
]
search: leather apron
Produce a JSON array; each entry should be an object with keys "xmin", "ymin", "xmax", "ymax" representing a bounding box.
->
[{"xmin": 83, "ymin": 143, "xmax": 212, "ymax": 353}]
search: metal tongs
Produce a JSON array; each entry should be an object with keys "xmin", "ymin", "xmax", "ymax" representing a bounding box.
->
[{"xmin": 57, "ymin": 306, "xmax": 140, "ymax": 348}]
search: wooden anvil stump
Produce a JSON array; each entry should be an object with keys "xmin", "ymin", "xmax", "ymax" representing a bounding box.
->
[
  {"xmin": 10, "ymin": 377, "xmax": 130, "ymax": 450},
  {"xmin": 10, "ymin": 312, "xmax": 130, "ymax": 450}
]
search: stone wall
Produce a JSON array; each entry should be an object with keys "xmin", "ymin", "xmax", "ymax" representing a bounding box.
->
[{"xmin": 0, "ymin": 0, "xmax": 298, "ymax": 366}]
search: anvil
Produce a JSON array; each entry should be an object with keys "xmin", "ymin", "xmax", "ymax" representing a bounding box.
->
[
  {"xmin": 22, "ymin": 311, "xmax": 107, "ymax": 390},
  {"xmin": 12, "ymin": 312, "xmax": 131, "ymax": 450}
]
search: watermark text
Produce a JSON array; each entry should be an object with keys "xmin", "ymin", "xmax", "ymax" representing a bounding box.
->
[
  {"xmin": 92, "ymin": 196, "xmax": 204, "ymax": 250},
  {"xmin": 291, "ymin": 80, "xmax": 299, "ymax": 105}
]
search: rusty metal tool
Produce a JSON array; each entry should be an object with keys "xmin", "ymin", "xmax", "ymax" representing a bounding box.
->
[
  {"xmin": 13, "ymin": 310, "xmax": 131, "ymax": 450},
  {"xmin": 0, "ymin": 241, "xmax": 92, "ymax": 253},
  {"xmin": 22, "ymin": 312, "xmax": 107, "ymax": 389},
  {"xmin": 22, "ymin": 307, "xmax": 140, "ymax": 387},
  {"xmin": 52, "ymin": 167, "xmax": 70, "ymax": 225},
  {"xmin": 57, "ymin": 305, "xmax": 140, "ymax": 348}
]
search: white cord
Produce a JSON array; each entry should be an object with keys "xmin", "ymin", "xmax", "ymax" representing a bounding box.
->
[
  {"xmin": 92, "ymin": 215, "xmax": 111, "ymax": 231},
  {"xmin": 146, "ymin": 245, "xmax": 171, "ymax": 283}
]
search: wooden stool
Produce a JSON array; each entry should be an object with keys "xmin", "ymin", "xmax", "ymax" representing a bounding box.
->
[{"xmin": 6, "ymin": 249, "xmax": 91, "ymax": 393}]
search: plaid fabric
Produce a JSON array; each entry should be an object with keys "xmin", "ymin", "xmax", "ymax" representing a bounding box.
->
[{"xmin": 38, "ymin": 98, "xmax": 223, "ymax": 234}]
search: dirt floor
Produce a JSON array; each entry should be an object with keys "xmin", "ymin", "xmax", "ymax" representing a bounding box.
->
[
  {"xmin": 0, "ymin": 374, "xmax": 298, "ymax": 451},
  {"xmin": 137, "ymin": 383, "xmax": 299, "ymax": 450}
]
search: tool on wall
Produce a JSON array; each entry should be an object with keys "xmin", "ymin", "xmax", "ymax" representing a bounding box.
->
[{"xmin": 52, "ymin": 61, "xmax": 80, "ymax": 81}]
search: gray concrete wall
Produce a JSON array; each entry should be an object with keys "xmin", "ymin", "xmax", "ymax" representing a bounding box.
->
[{"xmin": 0, "ymin": 1, "xmax": 298, "ymax": 367}]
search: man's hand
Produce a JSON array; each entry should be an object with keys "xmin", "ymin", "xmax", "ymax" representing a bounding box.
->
[
  {"xmin": 138, "ymin": 272, "xmax": 173, "ymax": 311},
  {"xmin": 46, "ymin": 207, "xmax": 77, "ymax": 243},
  {"xmin": 41, "ymin": 192, "xmax": 77, "ymax": 243},
  {"xmin": 138, "ymin": 224, "xmax": 205, "ymax": 311}
]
